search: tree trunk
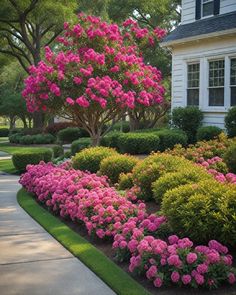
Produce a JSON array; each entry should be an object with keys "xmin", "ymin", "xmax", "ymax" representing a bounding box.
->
[
  {"xmin": 129, "ymin": 115, "xmax": 141, "ymax": 131},
  {"xmin": 33, "ymin": 112, "xmax": 44, "ymax": 129},
  {"xmin": 9, "ymin": 116, "xmax": 16, "ymax": 129},
  {"xmin": 91, "ymin": 135, "xmax": 101, "ymax": 146}
]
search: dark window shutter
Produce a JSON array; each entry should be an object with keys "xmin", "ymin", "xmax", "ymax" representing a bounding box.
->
[
  {"xmin": 214, "ymin": 0, "xmax": 220, "ymax": 15},
  {"xmin": 195, "ymin": 0, "xmax": 201, "ymax": 20}
]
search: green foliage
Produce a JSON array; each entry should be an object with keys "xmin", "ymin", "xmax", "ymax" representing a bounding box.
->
[
  {"xmin": 45, "ymin": 122, "xmax": 76, "ymax": 135},
  {"xmin": 0, "ymin": 127, "xmax": 9, "ymax": 137},
  {"xmin": 132, "ymin": 153, "xmax": 189, "ymax": 200},
  {"xmin": 12, "ymin": 149, "xmax": 52, "ymax": 172},
  {"xmin": 71, "ymin": 138, "xmax": 91, "ymax": 155},
  {"xmin": 152, "ymin": 166, "xmax": 212, "ymax": 204},
  {"xmin": 162, "ymin": 180, "xmax": 236, "ymax": 245},
  {"xmin": 72, "ymin": 146, "xmax": 118, "ymax": 173},
  {"xmin": 223, "ymin": 144, "xmax": 236, "ymax": 173},
  {"xmin": 225, "ymin": 107, "xmax": 236, "ymax": 137},
  {"xmin": 156, "ymin": 129, "xmax": 188, "ymax": 151},
  {"xmin": 18, "ymin": 134, "xmax": 55, "ymax": 145},
  {"xmin": 110, "ymin": 121, "xmax": 130, "ymax": 133},
  {"xmin": 118, "ymin": 173, "xmax": 134, "ymax": 190},
  {"xmin": 172, "ymin": 107, "xmax": 203, "ymax": 143},
  {"xmin": 100, "ymin": 131, "xmax": 122, "ymax": 150},
  {"xmin": 99, "ymin": 154, "xmax": 138, "ymax": 184},
  {"xmin": 52, "ymin": 145, "xmax": 64, "ymax": 158},
  {"xmin": 9, "ymin": 133, "xmax": 23, "ymax": 143},
  {"xmin": 118, "ymin": 133, "xmax": 160, "ymax": 154},
  {"xmin": 58, "ymin": 127, "xmax": 82, "ymax": 143},
  {"xmin": 196, "ymin": 126, "xmax": 222, "ymax": 142}
]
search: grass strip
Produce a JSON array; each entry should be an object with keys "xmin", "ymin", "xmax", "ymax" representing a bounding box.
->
[
  {"xmin": 17, "ymin": 188, "xmax": 151, "ymax": 295},
  {"xmin": 0, "ymin": 158, "xmax": 18, "ymax": 174}
]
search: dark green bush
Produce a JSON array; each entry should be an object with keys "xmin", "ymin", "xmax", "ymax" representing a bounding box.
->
[
  {"xmin": 118, "ymin": 173, "xmax": 134, "ymax": 190},
  {"xmin": 52, "ymin": 145, "xmax": 64, "ymax": 158},
  {"xmin": 9, "ymin": 133, "xmax": 23, "ymax": 144},
  {"xmin": 225, "ymin": 107, "xmax": 236, "ymax": 137},
  {"xmin": 156, "ymin": 129, "xmax": 188, "ymax": 151},
  {"xmin": 57, "ymin": 127, "xmax": 82, "ymax": 143},
  {"xmin": 162, "ymin": 180, "xmax": 236, "ymax": 245},
  {"xmin": 223, "ymin": 144, "xmax": 236, "ymax": 173},
  {"xmin": 12, "ymin": 149, "xmax": 53, "ymax": 172},
  {"xmin": 110, "ymin": 121, "xmax": 130, "ymax": 133},
  {"xmin": 18, "ymin": 134, "xmax": 56, "ymax": 145},
  {"xmin": 99, "ymin": 154, "xmax": 138, "ymax": 184},
  {"xmin": 132, "ymin": 153, "xmax": 190, "ymax": 200},
  {"xmin": 172, "ymin": 107, "xmax": 203, "ymax": 143},
  {"xmin": 71, "ymin": 138, "xmax": 91, "ymax": 155},
  {"xmin": 118, "ymin": 133, "xmax": 160, "ymax": 154},
  {"xmin": 196, "ymin": 126, "xmax": 222, "ymax": 141},
  {"xmin": 72, "ymin": 146, "xmax": 118, "ymax": 173},
  {"xmin": 0, "ymin": 128, "xmax": 9, "ymax": 137},
  {"xmin": 152, "ymin": 166, "xmax": 212, "ymax": 204},
  {"xmin": 100, "ymin": 131, "xmax": 122, "ymax": 150}
]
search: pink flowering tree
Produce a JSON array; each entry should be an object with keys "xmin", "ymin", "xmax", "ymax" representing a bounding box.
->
[{"xmin": 22, "ymin": 14, "xmax": 166, "ymax": 145}]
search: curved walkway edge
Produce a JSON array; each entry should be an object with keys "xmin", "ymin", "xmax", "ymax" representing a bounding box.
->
[{"xmin": 0, "ymin": 174, "xmax": 116, "ymax": 295}]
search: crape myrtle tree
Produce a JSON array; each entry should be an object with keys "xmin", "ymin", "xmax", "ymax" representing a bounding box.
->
[{"xmin": 22, "ymin": 14, "xmax": 166, "ymax": 145}]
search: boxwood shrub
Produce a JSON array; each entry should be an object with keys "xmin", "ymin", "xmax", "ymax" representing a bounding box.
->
[
  {"xmin": 72, "ymin": 146, "xmax": 118, "ymax": 173},
  {"xmin": 152, "ymin": 166, "xmax": 212, "ymax": 204},
  {"xmin": 12, "ymin": 149, "xmax": 53, "ymax": 172},
  {"xmin": 58, "ymin": 127, "xmax": 82, "ymax": 143},
  {"xmin": 161, "ymin": 180, "xmax": 236, "ymax": 246},
  {"xmin": 99, "ymin": 154, "xmax": 138, "ymax": 184},
  {"xmin": 132, "ymin": 153, "xmax": 190, "ymax": 200},
  {"xmin": 118, "ymin": 173, "xmax": 134, "ymax": 190},
  {"xmin": 100, "ymin": 131, "xmax": 122, "ymax": 150},
  {"xmin": 223, "ymin": 144, "xmax": 236, "ymax": 173},
  {"xmin": 0, "ymin": 128, "xmax": 9, "ymax": 137},
  {"xmin": 118, "ymin": 133, "xmax": 160, "ymax": 154},
  {"xmin": 18, "ymin": 134, "xmax": 56, "ymax": 145},
  {"xmin": 156, "ymin": 129, "xmax": 188, "ymax": 151},
  {"xmin": 196, "ymin": 126, "xmax": 222, "ymax": 141},
  {"xmin": 9, "ymin": 133, "xmax": 23, "ymax": 143},
  {"xmin": 71, "ymin": 138, "xmax": 91, "ymax": 155}
]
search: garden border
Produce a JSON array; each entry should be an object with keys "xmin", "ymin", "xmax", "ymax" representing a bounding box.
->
[{"xmin": 17, "ymin": 188, "xmax": 150, "ymax": 295}]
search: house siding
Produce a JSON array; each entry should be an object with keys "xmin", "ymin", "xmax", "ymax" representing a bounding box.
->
[
  {"xmin": 182, "ymin": 0, "xmax": 236, "ymax": 25},
  {"xmin": 171, "ymin": 35, "xmax": 236, "ymax": 128}
]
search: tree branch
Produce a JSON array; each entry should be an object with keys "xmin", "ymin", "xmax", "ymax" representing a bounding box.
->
[
  {"xmin": 44, "ymin": 29, "xmax": 63, "ymax": 46},
  {"xmin": 0, "ymin": 49, "xmax": 29, "ymax": 73}
]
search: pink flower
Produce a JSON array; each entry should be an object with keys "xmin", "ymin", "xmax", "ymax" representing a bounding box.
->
[
  {"xmin": 168, "ymin": 235, "xmax": 179, "ymax": 245},
  {"xmin": 171, "ymin": 271, "xmax": 180, "ymax": 283},
  {"xmin": 182, "ymin": 275, "xmax": 191, "ymax": 285},
  {"xmin": 66, "ymin": 97, "xmax": 75, "ymax": 105},
  {"xmin": 153, "ymin": 277, "xmax": 163, "ymax": 288},
  {"xmin": 196, "ymin": 264, "xmax": 208, "ymax": 274},
  {"xmin": 195, "ymin": 273, "xmax": 204, "ymax": 285},
  {"xmin": 186, "ymin": 252, "xmax": 198, "ymax": 264},
  {"xmin": 146, "ymin": 265, "xmax": 157, "ymax": 279},
  {"xmin": 228, "ymin": 273, "xmax": 236, "ymax": 284}
]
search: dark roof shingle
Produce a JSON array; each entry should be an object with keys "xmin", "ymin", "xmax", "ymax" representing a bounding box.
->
[{"xmin": 162, "ymin": 11, "xmax": 236, "ymax": 44}]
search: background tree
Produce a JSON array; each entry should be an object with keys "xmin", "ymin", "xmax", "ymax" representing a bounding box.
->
[{"xmin": 0, "ymin": 0, "xmax": 77, "ymax": 127}]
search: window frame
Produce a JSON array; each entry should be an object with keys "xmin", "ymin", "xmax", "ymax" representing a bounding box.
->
[
  {"xmin": 230, "ymin": 58, "xmax": 236, "ymax": 106},
  {"xmin": 186, "ymin": 62, "xmax": 200, "ymax": 106},
  {"xmin": 201, "ymin": 0, "xmax": 214, "ymax": 18}
]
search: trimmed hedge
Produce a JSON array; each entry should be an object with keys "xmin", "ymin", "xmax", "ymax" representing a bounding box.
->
[
  {"xmin": 156, "ymin": 129, "xmax": 188, "ymax": 151},
  {"xmin": 12, "ymin": 149, "xmax": 53, "ymax": 172},
  {"xmin": 58, "ymin": 127, "xmax": 82, "ymax": 143},
  {"xmin": 110, "ymin": 121, "xmax": 130, "ymax": 133},
  {"xmin": 100, "ymin": 131, "xmax": 122, "ymax": 150},
  {"xmin": 132, "ymin": 153, "xmax": 190, "ymax": 200},
  {"xmin": 0, "ymin": 128, "xmax": 9, "ymax": 137},
  {"xmin": 162, "ymin": 180, "xmax": 236, "ymax": 246},
  {"xmin": 118, "ymin": 133, "xmax": 160, "ymax": 154},
  {"xmin": 99, "ymin": 154, "xmax": 138, "ymax": 184},
  {"xmin": 152, "ymin": 166, "xmax": 212, "ymax": 204},
  {"xmin": 9, "ymin": 133, "xmax": 23, "ymax": 144},
  {"xmin": 72, "ymin": 147, "xmax": 118, "ymax": 173},
  {"xmin": 196, "ymin": 126, "xmax": 222, "ymax": 141},
  {"xmin": 71, "ymin": 138, "xmax": 91, "ymax": 155},
  {"xmin": 19, "ymin": 134, "xmax": 56, "ymax": 145}
]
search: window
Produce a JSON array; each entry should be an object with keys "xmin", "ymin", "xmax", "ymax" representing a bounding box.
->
[
  {"xmin": 231, "ymin": 59, "xmax": 236, "ymax": 106},
  {"xmin": 202, "ymin": 0, "xmax": 214, "ymax": 17},
  {"xmin": 208, "ymin": 60, "xmax": 225, "ymax": 106},
  {"xmin": 187, "ymin": 63, "xmax": 200, "ymax": 106}
]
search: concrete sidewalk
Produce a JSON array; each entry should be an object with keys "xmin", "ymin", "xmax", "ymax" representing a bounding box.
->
[{"xmin": 0, "ymin": 174, "xmax": 116, "ymax": 295}]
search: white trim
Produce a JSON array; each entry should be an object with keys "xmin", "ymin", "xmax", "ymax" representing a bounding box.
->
[{"xmin": 201, "ymin": 0, "xmax": 214, "ymax": 19}]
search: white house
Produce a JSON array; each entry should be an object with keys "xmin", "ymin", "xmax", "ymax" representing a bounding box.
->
[{"xmin": 161, "ymin": 0, "xmax": 236, "ymax": 128}]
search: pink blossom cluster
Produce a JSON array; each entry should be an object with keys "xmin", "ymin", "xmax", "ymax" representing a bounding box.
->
[
  {"xmin": 197, "ymin": 157, "xmax": 236, "ymax": 184},
  {"xmin": 114, "ymin": 233, "xmax": 235, "ymax": 289},
  {"xmin": 22, "ymin": 14, "xmax": 165, "ymax": 114}
]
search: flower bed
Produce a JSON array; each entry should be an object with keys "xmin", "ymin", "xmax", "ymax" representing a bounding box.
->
[{"xmin": 19, "ymin": 161, "xmax": 236, "ymax": 291}]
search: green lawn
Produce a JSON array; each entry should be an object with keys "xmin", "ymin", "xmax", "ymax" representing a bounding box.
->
[
  {"xmin": 0, "ymin": 142, "xmax": 51, "ymax": 154},
  {"xmin": 0, "ymin": 159, "xmax": 18, "ymax": 174},
  {"xmin": 0, "ymin": 137, "xmax": 8, "ymax": 142}
]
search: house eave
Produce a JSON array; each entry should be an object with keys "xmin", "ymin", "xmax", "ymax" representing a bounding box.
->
[{"xmin": 161, "ymin": 28, "xmax": 236, "ymax": 49}]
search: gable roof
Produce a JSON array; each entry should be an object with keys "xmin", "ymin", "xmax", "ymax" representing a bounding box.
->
[{"xmin": 162, "ymin": 11, "xmax": 236, "ymax": 47}]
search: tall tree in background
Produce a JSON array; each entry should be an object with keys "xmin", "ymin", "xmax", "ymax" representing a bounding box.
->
[{"xmin": 0, "ymin": 0, "xmax": 77, "ymax": 127}]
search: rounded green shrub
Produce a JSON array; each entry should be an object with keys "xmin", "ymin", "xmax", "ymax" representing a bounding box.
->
[
  {"xmin": 223, "ymin": 144, "xmax": 236, "ymax": 173},
  {"xmin": 99, "ymin": 154, "xmax": 138, "ymax": 184},
  {"xmin": 161, "ymin": 180, "xmax": 236, "ymax": 245},
  {"xmin": 58, "ymin": 127, "xmax": 82, "ymax": 143},
  {"xmin": 71, "ymin": 138, "xmax": 91, "ymax": 155},
  {"xmin": 132, "ymin": 153, "xmax": 189, "ymax": 200},
  {"xmin": 196, "ymin": 126, "xmax": 222, "ymax": 141},
  {"xmin": 52, "ymin": 145, "xmax": 64, "ymax": 158},
  {"xmin": 12, "ymin": 149, "xmax": 53, "ymax": 172},
  {"xmin": 0, "ymin": 128, "xmax": 9, "ymax": 137},
  {"xmin": 9, "ymin": 133, "xmax": 23, "ymax": 143},
  {"xmin": 156, "ymin": 129, "xmax": 188, "ymax": 151},
  {"xmin": 72, "ymin": 146, "xmax": 118, "ymax": 173},
  {"xmin": 18, "ymin": 134, "xmax": 55, "ymax": 145},
  {"xmin": 100, "ymin": 131, "xmax": 122, "ymax": 150},
  {"xmin": 152, "ymin": 166, "xmax": 212, "ymax": 204},
  {"xmin": 19, "ymin": 135, "xmax": 34, "ymax": 145},
  {"xmin": 172, "ymin": 106, "xmax": 203, "ymax": 143},
  {"xmin": 225, "ymin": 106, "xmax": 236, "ymax": 137},
  {"xmin": 118, "ymin": 173, "xmax": 134, "ymax": 190},
  {"xmin": 118, "ymin": 133, "xmax": 160, "ymax": 154}
]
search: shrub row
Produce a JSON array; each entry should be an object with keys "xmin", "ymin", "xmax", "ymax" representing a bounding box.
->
[
  {"xmin": 71, "ymin": 138, "xmax": 91, "ymax": 155},
  {"xmin": 9, "ymin": 133, "xmax": 56, "ymax": 144},
  {"xmin": 58, "ymin": 127, "xmax": 89, "ymax": 143}
]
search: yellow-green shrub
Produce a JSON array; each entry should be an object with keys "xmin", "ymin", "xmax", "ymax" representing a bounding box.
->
[
  {"xmin": 132, "ymin": 153, "xmax": 189, "ymax": 200},
  {"xmin": 72, "ymin": 146, "xmax": 118, "ymax": 173},
  {"xmin": 152, "ymin": 165, "xmax": 213, "ymax": 204},
  {"xmin": 161, "ymin": 180, "xmax": 236, "ymax": 245},
  {"xmin": 99, "ymin": 154, "xmax": 138, "ymax": 184},
  {"xmin": 118, "ymin": 173, "xmax": 134, "ymax": 190}
]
